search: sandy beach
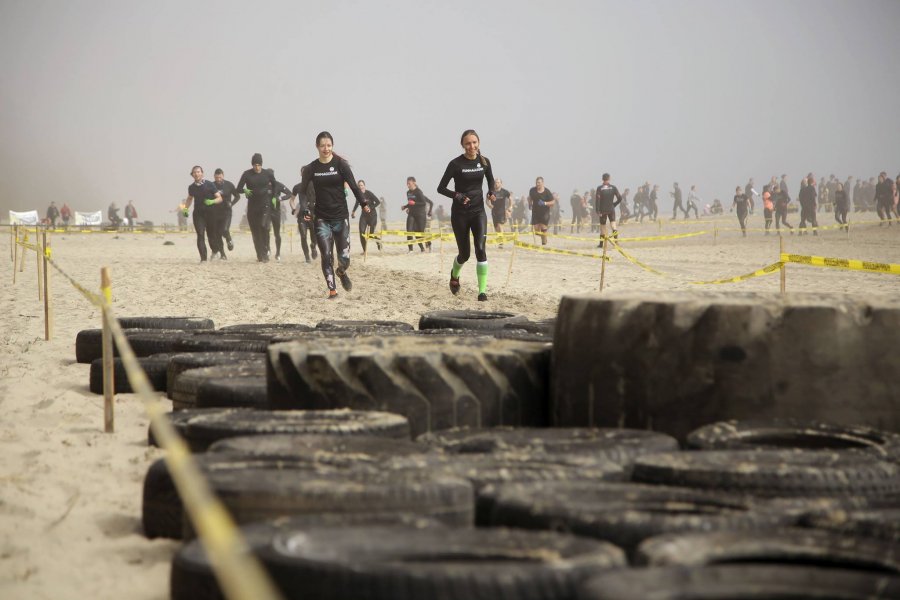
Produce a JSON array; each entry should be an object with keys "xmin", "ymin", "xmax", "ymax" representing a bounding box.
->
[{"xmin": 2, "ymin": 215, "xmax": 899, "ymax": 600}]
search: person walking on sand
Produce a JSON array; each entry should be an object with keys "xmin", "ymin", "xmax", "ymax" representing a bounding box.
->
[
  {"xmin": 46, "ymin": 201, "xmax": 60, "ymax": 228},
  {"xmin": 798, "ymin": 175, "xmax": 819, "ymax": 235},
  {"xmin": 124, "ymin": 200, "xmax": 138, "ymax": 231},
  {"xmin": 183, "ymin": 165, "xmax": 224, "ymax": 262},
  {"xmin": 488, "ymin": 178, "xmax": 512, "ymax": 245},
  {"xmin": 59, "ymin": 202, "xmax": 71, "ymax": 229},
  {"xmin": 235, "ymin": 153, "xmax": 278, "ymax": 261},
  {"xmin": 670, "ymin": 182, "xmax": 686, "ymax": 219},
  {"xmin": 731, "ymin": 186, "xmax": 750, "ymax": 237},
  {"xmin": 833, "ymin": 181, "xmax": 850, "ymax": 230},
  {"xmin": 437, "ymin": 128, "xmax": 496, "ymax": 302},
  {"xmin": 773, "ymin": 184, "xmax": 793, "ymax": 234},
  {"xmin": 402, "ymin": 176, "xmax": 433, "ymax": 253},
  {"xmin": 288, "ymin": 165, "xmax": 318, "ymax": 264},
  {"xmin": 594, "ymin": 173, "xmax": 622, "ymax": 247},
  {"xmin": 686, "ymin": 185, "xmax": 701, "ymax": 219},
  {"xmin": 529, "ymin": 176, "xmax": 554, "ymax": 245},
  {"xmin": 762, "ymin": 189, "xmax": 774, "ymax": 234},
  {"xmin": 296, "ymin": 131, "xmax": 370, "ymax": 298},
  {"xmin": 351, "ymin": 179, "xmax": 381, "ymax": 253},
  {"xmin": 213, "ymin": 168, "xmax": 239, "ymax": 255}
]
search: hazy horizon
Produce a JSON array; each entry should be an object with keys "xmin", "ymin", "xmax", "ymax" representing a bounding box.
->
[{"xmin": 2, "ymin": 0, "xmax": 899, "ymax": 225}]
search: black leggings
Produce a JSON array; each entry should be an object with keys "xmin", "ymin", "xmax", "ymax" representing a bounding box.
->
[
  {"xmin": 799, "ymin": 205, "xmax": 818, "ymax": 230},
  {"xmin": 406, "ymin": 211, "xmax": 429, "ymax": 251},
  {"xmin": 296, "ymin": 219, "xmax": 316, "ymax": 260},
  {"xmin": 451, "ymin": 208, "xmax": 487, "ymax": 264},
  {"xmin": 775, "ymin": 204, "xmax": 792, "ymax": 229},
  {"xmin": 192, "ymin": 207, "xmax": 223, "ymax": 260},
  {"xmin": 270, "ymin": 208, "xmax": 282, "ymax": 257},
  {"xmin": 359, "ymin": 212, "xmax": 379, "ymax": 252},
  {"xmin": 835, "ymin": 203, "xmax": 849, "ymax": 225},
  {"xmin": 315, "ymin": 218, "xmax": 351, "ymax": 291},
  {"xmin": 221, "ymin": 208, "xmax": 233, "ymax": 248},
  {"xmin": 736, "ymin": 207, "xmax": 748, "ymax": 232},
  {"xmin": 247, "ymin": 200, "xmax": 271, "ymax": 261}
]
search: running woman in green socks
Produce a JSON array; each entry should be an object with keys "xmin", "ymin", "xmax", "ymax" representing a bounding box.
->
[{"xmin": 437, "ymin": 129, "xmax": 496, "ymax": 301}]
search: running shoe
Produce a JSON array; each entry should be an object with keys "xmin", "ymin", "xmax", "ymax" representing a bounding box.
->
[
  {"xmin": 220, "ymin": 253, "xmax": 227, "ymax": 260},
  {"xmin": 336, "ymin": 267, "xmax": 352, "ymax": 291},
  {"xmin": 328, "ymin": 290, "xmax": 338, "ymax": 299},
  {"xmin": 478, "ymin": 293, "xmax": 488, "ymax": 302},
  {"xmin": 449, "ymin": 276, "xmax": 460, "ymax": 295},
  {"xmin": 227, "ymin": 240, "xmax": 234, "ymax": 251},
  {"xmin": 275, "ymin": 255, "xmax": 281, "ymax": 261}
]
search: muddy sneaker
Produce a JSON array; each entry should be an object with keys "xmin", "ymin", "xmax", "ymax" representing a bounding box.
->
[
  {"xmin": 449, "ymin": 276, "xmax": 461, "ymax": 295},
  {"xmin": 478, "ymin": 293, "xmax": 488, "ymax": 302},
  {"xmin": 336, "ymin": 267, "xmax": 352, "ymax": 291},
  {"xmin": 227, "ymin": 240, "xmax": 234, "ymax": 251},
  {"xmin": 328, "ymin": 290, "xmax": 338, "ymax": 300}
]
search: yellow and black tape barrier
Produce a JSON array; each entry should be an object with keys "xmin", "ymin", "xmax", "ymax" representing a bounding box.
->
[
  {"xmin": 40, "ymin": 256, "xmax": 283, "ymax": 600},
  {"xmin": 545, "ymin": 230, "xmax": 710, "ymax": 243},
  {"xmin": 689, "ymin": 262, "xmax": 784, "ymax": 285},
  {"xmin": 514, "ymin": 240, "xmax": 611, "ymax": 261},
  {"xmin": 781, "ymin": 253, "xmax": 900, "ymax": 275}
]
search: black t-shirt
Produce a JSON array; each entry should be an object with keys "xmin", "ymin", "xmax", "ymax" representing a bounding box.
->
[
  {"xmin": 187, "ymin": 180, "xmax": 218, "ymax": 211},
  {"xmin": 235, "ymin": 169, "xmax": 277, "ymax": 204},
  {"xmin": 492, "ymin": 188, "xmax": 511, "ymax": 214},
  {"xmin": 799, "ymin": 184, "xmax": 817, "ymax": 208},
  {"xmin": 437, "ymin": 154, "xmax": 496, "ymax": 213},
  {"xmin": 214, "ymin": 180, "xmax": 239, "ymax": 211},
  {"xmin": 529, "ymin": 187, "xmax": 553, "ymax": 223},
  {"xmin": 733, "ymin": 193, "xmax": 750, "ymax": 211},
  {"xmin": 595, "ymin": 183, "xmax": 622, "ymax": 213},
  {"xmin": 297, "ymin": 157, "xmax": 365, "ymax": 221},
  {"xmin": 291, "ymin": 182, "xmax": 314, "ymax": 218},
  {"xmin": 353, "ymin": 190, "xmax": 381, "ymax": 214},
  {"xmin": 405, "ymin": 188, "xmax": 433, "ymax": 216}
]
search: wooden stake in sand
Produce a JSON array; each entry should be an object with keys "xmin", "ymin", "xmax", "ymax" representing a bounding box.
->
[
  {"xmin": 18, "ymin": 230, "xmax": 28, "ymax": 273},
  {"xmin": 505, "ymin": 240, "xmax": 516, "ymax": 286},
  {"xmin": 42, "ymin": 232, "xmax": 51, "ymax": 340},
  {"xmin": 12, "ymin": 226, "xmax": 18, "ymax": 284},
  {"xmin": 779, "ymin": 235, "xmax": 786, "ymax": 294},
  {"xmin": 713, "ymin": 224, "xmax": 718, "ymax": 246},
  {"xmin": 35, "ymin": 231, "xmax": 42, "ymax": 301},
  {"xmin": 9, "ymin": 224, "xmax": 14, "ymax": 263},
  {"xmin": 599, "ymin": 235, "xmax": 609, "ymax": 292},
  {"xmin": 101, "ymin": 267, "xmax": 115, "ymax": 433}
]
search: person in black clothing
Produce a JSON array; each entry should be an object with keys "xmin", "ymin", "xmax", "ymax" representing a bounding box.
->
[
  {"xmin": 731, "ymin": 186, "xmax": 750, "ymax": 237},
  {"xmin": 437, "ymin": 128, "xmax": 496, "ymax": 301},
  {"xmin": 213, "ymin": 168, "xmax": 238, "ymax": 256},
  {"xmin": 235, "ymin": 153, "xmax": 277, "ymax": 262},
  {"xmin": 618, "ymin": 188, "xmax": 632, "ymax": 224},
  {"xmin": 874, "ymin": 172, "xmax": 893, "ymax": 225},
  {"xmin": 773, "ymin": 184, "xmax": 793, "ymax": 233},
  {"xmin": 403, "ymin": 176, "xmax": 433, "ymax": 252},
  {"xmin": 268, "ymin": 174, "xmax": 291, "ymax": 261},
  {"xmin": 296, "ymin": 131, "xmax": 369, "ymax": 298},
  {"xmin": 833, "ymin": 182, "xmax": 849, "ymax": 229},
  {"xmin": 351, "ymin": 179, "xmax": 381, "ymax": 253},
  {"xmin": 108, "ymin": 202, "xmax": 123, "ymax": 228},
  {"xmin": 46, "ymin": 202, "xmax": 60, "ymax": 228},
  {"xmin": 183, "ymin": 165, "xmax": 224, "ymax": 261},
  {"xmin": 288, "ymin": 166, "xmax": 318, "ymax": 263},
  {"xmin": 648, "ymin": 183, "xmax": 659, "ymax": 221},
  {"xmin": 569, "ymin": 190, "xmax": 584, "ymax": 233},
  {"xmin": 529, "ymin": 176, "xmax": 554, "ymax": 245},
  {"xmin": 489, "ymin": 178, "xmax": 512, "ymax": 241},
  {"xmin": 594, "ymin": 173, "xmax": 622, "ymax": 246},
  {"xmin": 798, "ymin": 175, "xmax": 819, "ymax": 235},
  {"xmin": 670, "ymin": 182, "xmax": 685, "ymax": 219}
]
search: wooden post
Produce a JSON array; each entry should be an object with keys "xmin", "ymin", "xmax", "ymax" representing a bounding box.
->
[
  {"xmin": 599, "ymin": 235, "xmax": 609, "ymax": 292},
  {"xmin": 12, "ymin": 226, "xmax": 18, "ymax": 284},
  {"xmin": 42, "ymin": 232, "xmax": 51, "ymax": 340},
  {"xmin": 9, "ymin": 224, "xmax": 14, "ymax": 262},
  {"xmin": 713, "ymin": 224, "xmax": 718, "ymax": 246},
  {"xmin": 505, "ymin": 240, "xmax": 517, "ymax": 286},
  {"xmin": 779, "ymin": 236, "xmax": 786, "ymax": 294},
  {"xmin": 658, "ymin": 219, "xmax": 662, "ymax": 233},
  {"xmin": 36, "ymin": 232, "xmax": 42, "ymax": 300},
  {"xmin": 101, "ymin": 267, "xmax": 114, "ymax": 433},
  {"xmin": 19, "ymin": 231, "xmax": 28, "ymax": 273}
]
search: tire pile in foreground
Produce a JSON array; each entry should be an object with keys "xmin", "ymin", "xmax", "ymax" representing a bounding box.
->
[{"xmin": 73, "ymin": 304, "xmax": 900, "ymax": 599}]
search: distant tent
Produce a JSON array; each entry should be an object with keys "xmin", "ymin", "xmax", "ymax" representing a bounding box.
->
[{"xmin": 9, "ymin": 210, "xmax": 39, "ymax": 225}]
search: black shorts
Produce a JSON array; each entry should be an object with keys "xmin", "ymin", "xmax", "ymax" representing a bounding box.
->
[
  {"xmin": 491, "ymin": 211, "xmax": 507, "ymax": 227},
  {"xmin": 597, "ymin": 210, "xmax": 616, "ymax": 225}
]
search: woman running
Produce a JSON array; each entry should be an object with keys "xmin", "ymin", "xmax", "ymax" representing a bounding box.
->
[
  {"xmin": 403, "ymin": 177, "xmax": 433, "ymax": 252},
  {"xmin": 731, "ymin": 185, "xmax": 750, "ymax": 237},
  {"xmin": 833, "ymin": 182, "xmax": 849, "ymax": 230},
  {"xmin": 351, "ymin": 179, "xmax": 381, "ymax": 253},
  {"xmin": 296, "ymin": 131, "xmax": 369, "ymax": 298},
  {"xmin": 437, "ymin": 129, "xmax": 496, "ymax": 301}
]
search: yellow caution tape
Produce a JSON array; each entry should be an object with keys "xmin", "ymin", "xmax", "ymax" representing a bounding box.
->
[
  {"xmin": 545, "ymin": 230, "xmax": 710, "ymax": 243},
  {"xmin": 514, "ymin": 240, "xmax": 610, "ymax": 261},
  {"xmin": 607, "ymin": 241, "xmax": 668, "ymax": 275},
  {"xmin": 690, "ymin": 262, "xmax": 784, "ymax": 285},
  {"xmin": 781, "ymin": 253, "xmax": 900, "ymax": 275}
]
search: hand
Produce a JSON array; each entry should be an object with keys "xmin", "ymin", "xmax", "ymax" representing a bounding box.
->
[
  {"xmin": 487, "ymin": 192, "xmax": 496, "ymax": 202},
  {"xmin": 303, "ymin": 209, "xmax": 312, "ymax": 222},
  {"xmin": 204, "ymin": 199, "xmax": 216, "ymax": 206},
  {"xmin": 271, "ymin": 197, "xmax": 278, "ymax": 208},
  {"xmin": 182, "ymin": 209, "xmax": 189, "ymax": 217},
  {"xmin": 427, "ymin": 212, "xmax": 432, "ymax": 218},
  {"xmin": 351, "ymin": 212, "xmax": 356, "ymax": 218},
  {"xmin": 363, "ymin": 205, "xmax": 371, "ymax": 214}
]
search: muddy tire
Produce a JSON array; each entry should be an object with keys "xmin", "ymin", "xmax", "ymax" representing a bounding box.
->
[
  {"xmin": 256, "ymin": 526, "xmax": 624, "ymax": 600},
  {"xmin": 631, "ymin": 449, "xmax": 900, "ymax": 497},
  {"xmin": 161, "ymin": 408, "xmax": 410, "ymax": 452},
  {"xmin": 216, "ymin": 323, "xmax": 314, "ymax": 334},
  {"xmin": 171, "ymin": 515, "xmax": 444, "ymax": 600},
  {"xmin": 417, "ymin": 427, "xmax": 679, "ymax": 472},
  {"xmin": 315, "ymin": 319, "xmax": 415, "ymax": 332},
  {"xmin": 552, "ymin": 292, "xmax": 900, "ymax": 440},
  {"xmin": 635, "ymin": 528, "xmax": 900, "ymax": 572},
  {"xmin": 418, "ymin": 309, "xmax": 528, "ymax": 331},
  {"xmin": 805, "ymin": 508, "xmax": 900, "ymax": 543},
  {"xmin": 89, "ymin": 353, "xmax": 173, "ymax": 394},
  {"xmin": 75, "ymin": 328, "xmax": 187, "ymax": 363},
  {"xmin": 117, "ymin": 317, "xmax": 214, "ymax": 330},
  {"xmin": 266, "ymin": 336, "xmax": 551, "ymax": 437},
  {"xmin": 169, "ymin": 363, "xmax": 267, "ymax": 410},
  {"xmin": 577, "ymin": 565, "xmax": 900, "ymax": 599},
  {"xmin": 208, "ymin": 433, "xmax": 426, "ymax": 461},
  {"xmin": 172, "ymin": 334, "xmax": 271, "ymax": 354},
  {"xmin": 166, "ymin": 352, "xmax": 264, "ymax": 393},
  {"xmin": 485, "ymin": 481, "xmax": 789, "ymax": 558},
  {"xmin": 686, "ymin": 418, "xmax": 900, "ymax": 462}
]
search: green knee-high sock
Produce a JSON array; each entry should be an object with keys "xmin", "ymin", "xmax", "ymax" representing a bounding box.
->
[
  {"xmin": 451, "ymin": 258, "xmax": 463, "ymax": 279},
  {"xmin": 476, "ymin": 261, "xmax": 488, "ymax": 294}
]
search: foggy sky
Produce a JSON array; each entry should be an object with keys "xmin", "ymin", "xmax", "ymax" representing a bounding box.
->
[{"xmin": 2, "ymin": 0, "xmax": 899, "ymax": 224}]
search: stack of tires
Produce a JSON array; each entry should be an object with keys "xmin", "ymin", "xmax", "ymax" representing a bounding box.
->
[{"xmin": 73, "ymin": 298, "xmax": 900, "ymax": 598}]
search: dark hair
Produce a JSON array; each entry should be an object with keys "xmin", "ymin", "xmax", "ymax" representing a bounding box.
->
[
  {"xmin": 460, "ymin": 129, "xmax": 488, "ymax": 168},
  {"xmin": 602, "ymin": 173, "xmax": 610, "ymax": 181},
  {"xmin": 316, "ymin": 131, "xmax": 347, "ymax": 164},
  {"xmin": 358, "ymin": 180, "xmax": 366, "ymax": 185},
  {"xmin": 214, "ymin": 168, "xmax": 223, "ymax": 176},
  {"xmin": 191, "ymin": 165, "xmax": 203, "ymax": 174},
  {"xmin": 407, "ymin": 176, "xmax": 416, "ymax": 183},
  {"xmin": 251, "ymin": 153, "xmax": 263, "ymax": 166}
]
